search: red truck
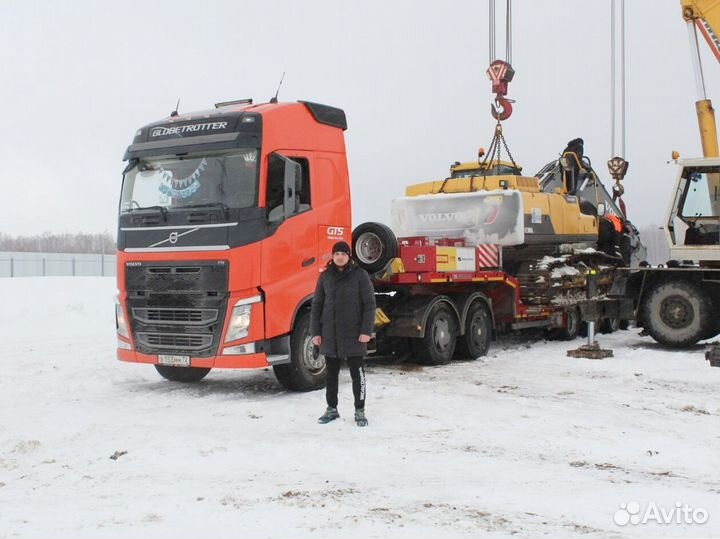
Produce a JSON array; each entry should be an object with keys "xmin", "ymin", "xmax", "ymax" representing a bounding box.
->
[{"xmin": 116, "ymin": 99, "xmax": 623, "ymax": 390}]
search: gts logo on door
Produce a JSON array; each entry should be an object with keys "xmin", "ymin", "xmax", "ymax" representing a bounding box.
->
[{"xmin": 326, "ymin": 226, "xmax": 344, "ymax": 237}]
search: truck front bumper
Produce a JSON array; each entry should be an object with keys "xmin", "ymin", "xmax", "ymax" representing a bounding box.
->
[{"xmin": 117, "ymin": 348, "xmax": 273, "ymax": 369}]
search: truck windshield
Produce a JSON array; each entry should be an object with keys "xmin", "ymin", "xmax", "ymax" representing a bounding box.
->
[{"xmin": 120, "ymin": 149, "xmax": 258, "ymax": 213}]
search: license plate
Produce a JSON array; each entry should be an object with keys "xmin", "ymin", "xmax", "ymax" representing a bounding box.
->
[{"xmin": 158, "ymin": 354, "xmax": 191, "ymax": 367}]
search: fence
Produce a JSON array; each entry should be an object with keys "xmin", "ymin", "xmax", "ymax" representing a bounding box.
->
[{"xmin": 0, "ymin": 251, "xmax": 116, "ymax": 278}]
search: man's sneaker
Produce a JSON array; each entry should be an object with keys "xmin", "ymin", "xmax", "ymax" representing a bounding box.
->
[
  {"xmin": 355, "ymin": 409, "xmax": 368, "ymax": 427},
  {"xmin": 317, "ymin": 407, "xmax": 340, "ymax": 424}
]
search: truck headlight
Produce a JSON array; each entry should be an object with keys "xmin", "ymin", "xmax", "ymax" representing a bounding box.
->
[
  {"xmin": 114, "ymin": 295, "xmax": 129, "ymax": 338},
  {"xmin": 226, "ymin": 304, "xmax": 251, "ymax": 342},
  {"xmin": 225, "ymin": 295, "xmax": 261, "ymax": 343}
]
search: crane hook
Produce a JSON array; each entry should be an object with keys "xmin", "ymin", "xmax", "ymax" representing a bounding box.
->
[{"xmin": 491, "ymin": 96, "xmax": 514, "ymax": 121}]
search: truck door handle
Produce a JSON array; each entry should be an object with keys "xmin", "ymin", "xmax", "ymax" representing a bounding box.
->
[{"xmin": 302, "ymin": 257, "xmax": 315, "ymax": 267}]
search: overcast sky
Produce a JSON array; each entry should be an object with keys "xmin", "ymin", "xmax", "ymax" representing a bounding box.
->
[{"xmin": 0, "ymin": 0, "xmax": 715, "ymax": 236}]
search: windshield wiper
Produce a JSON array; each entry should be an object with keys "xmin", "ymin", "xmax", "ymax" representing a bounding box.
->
[
  {"xmin": 178, "ymin": 202, "xmax": 230, "ymax": 219},
  {"xmin": 127, "ymin": 205, "xmax": 168, "ymax": 222}
]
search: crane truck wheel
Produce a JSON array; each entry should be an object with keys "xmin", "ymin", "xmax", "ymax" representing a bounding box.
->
[
  {"xmin": 154, "ymin": 365, "xmax": 211, "ymax": 383},
  {"xmin": 352, "ymin": 222, "xmax": 398, "ymax": 274},
  {"xmin": 411, "ymin": 304, "xmax": 458, "ymax": 365},
  {"xmin": 642, "ymin": 279, "xmax": 713, "ymax": 347},
  {"xmin": 454, "ymin": 303, "xmax": 492, "ymax": 360},
  {"xmin": 273, "ymin": 310, "xmax": 326, "ymax": 391}
]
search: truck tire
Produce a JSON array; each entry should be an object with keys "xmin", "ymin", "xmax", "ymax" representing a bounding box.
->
[
  {"xmin": 273, "ymin": 311, "xmax": 326, "ymax": 391},
  {"xmin": 352, "ymin": 222, "xmax": 398, "ymax": 274},
  {"xmin": 455, "ymin": 303, "xmax": 492, "ymax": 360},
  {"xmin": 641, "ymin": 279, "xmax": 712, "ymax": 347},
  {"xmin": 557, "ymin": 307, "xmax": 580, "ymax": 341},
  {"xmin": 154, "ymin": 365, "xmax": 211, "ymax": 383},
  {"xmin": 411, "ymin": 304, "xmax": 458, "ymax": 365}
]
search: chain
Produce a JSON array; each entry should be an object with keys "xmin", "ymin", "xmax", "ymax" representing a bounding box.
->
[
  {"xmin": 498, "ymin": 125, "xmax": 518, "ymax": 169},
  {"xmin": 479, "ymin": 121, "xmax": 518, "ymax": 172}
]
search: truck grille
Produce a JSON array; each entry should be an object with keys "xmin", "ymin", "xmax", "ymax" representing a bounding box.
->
[
  {"xmin": 125, "ymin": 261, "xmax": 229, "ymax": 357},
  {"xmin": 137, "ymin": 333, "xmax": 213, "ymax": 351},
  {"xmin": 132, "ymin": 307, "xmax": 218, "ymax": 325}
]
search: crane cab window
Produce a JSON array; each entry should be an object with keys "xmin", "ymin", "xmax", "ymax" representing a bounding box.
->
[
  {"xmin": 677, "ymin": 168, "xmax": 720, "ymax": 245},
  {"xmin": 680, "ymin": 171, "xmax": 719, "ymax": 218}
]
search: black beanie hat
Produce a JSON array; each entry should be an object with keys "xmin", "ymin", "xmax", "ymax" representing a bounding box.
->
[{"xmin": 332, "ymin": 241, "xmax": 351, "ymax": 255}]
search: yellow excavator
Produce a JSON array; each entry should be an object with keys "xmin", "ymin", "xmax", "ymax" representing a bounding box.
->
[{"xmin": 392, "ymin": 136, "xmax": 646, "ymax": 308}]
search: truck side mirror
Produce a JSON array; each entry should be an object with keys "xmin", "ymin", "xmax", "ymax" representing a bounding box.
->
[
  {"xmin": 283, "ymin": 158, "xmax": 301, "ymax": 218},
  {"xmin": 597, "ymin": 202, "xmax": 606, "ymax": 217}
]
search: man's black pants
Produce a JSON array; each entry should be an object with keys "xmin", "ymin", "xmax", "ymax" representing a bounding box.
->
[{"xmin": 325, "ymin": 356, "xmax": 365, "ymax": 410}]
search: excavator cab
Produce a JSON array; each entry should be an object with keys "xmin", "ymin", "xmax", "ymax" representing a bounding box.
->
[
  {"xmin": 535, "ymin": 140, "xmax": 648, "ymax": 267},
  {"xmin": 449, "ymin": 160, "xmax": 522, "ymax": 178}
]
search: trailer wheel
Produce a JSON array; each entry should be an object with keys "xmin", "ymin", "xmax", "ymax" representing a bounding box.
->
[
  {"xmin": 273, "ymin": 310, "xmax": 326, "ymax": 391},
  {"xmin": 641, "ymin": 279, "xmax": 712, "ymax": 347},
  {"xmin": 557, "ymin": 307, "xmax": 580, "ymax": 341},
  {"xmin": 412, "ymin": 304, "xmax": 458, "ymax": 365},
  {"xmin": 154, "ymin": 365, "xmax": 211, "ymax": 383},
  {"xmin": 455, "ymin": 303, "xmax": 492, "ymax": 360},
  {"xmin": 352, "ymin": 222, "xmax": 398, "ymax": 274}
]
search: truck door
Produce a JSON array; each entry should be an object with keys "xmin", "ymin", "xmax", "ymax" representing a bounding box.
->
[{"xmin": 261, "ymin": 152, "xmax": 318, "ymax": 338}]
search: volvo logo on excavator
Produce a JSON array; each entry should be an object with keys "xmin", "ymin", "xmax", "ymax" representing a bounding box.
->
[
  {"xmin": 419, "ymin": 212, "xmax": 459, "ymax": 222},
  {"xmin": 168, "ymin": 232, "xmax": 179, "ymax": 244}
]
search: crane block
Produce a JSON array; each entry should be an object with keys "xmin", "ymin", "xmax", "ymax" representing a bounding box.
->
[{"xmin": 486, "ymin": 60, "xmax": 515, "ymax": 96}]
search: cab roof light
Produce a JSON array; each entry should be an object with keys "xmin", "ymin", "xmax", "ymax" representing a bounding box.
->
[{"xmin": 215, "ymin": 98, "xmax": 253, "ymax": 108}]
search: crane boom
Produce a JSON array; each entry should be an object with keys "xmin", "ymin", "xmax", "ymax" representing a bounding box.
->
[{"xmin": 681, "ymin": 0, "xmax": 720, "ymax": 156}]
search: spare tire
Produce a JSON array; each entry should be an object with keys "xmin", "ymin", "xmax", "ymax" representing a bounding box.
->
[{"xmin": 352, "ymin": 222, "xmax": 398, "ymax": 273}]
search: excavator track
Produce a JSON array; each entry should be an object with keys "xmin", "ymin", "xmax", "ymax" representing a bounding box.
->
[{"xmin": 514, "ymin": 249, "xmax": 621, "ymax": 305}]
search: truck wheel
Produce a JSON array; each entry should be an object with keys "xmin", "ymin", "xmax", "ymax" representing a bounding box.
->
[
  {"xmin": 352, "ymin": 222, "xmax": 398, "ymax": 273},
  {"xmin": 557, "ymin": 307, "xmax": 580, "ymax": 341},
  {"xmin": 411, "ymin": 304, "xmax": 457, "ymax": 365},
  {"xmin": 273, "ymin": 311, "xmax": 326, "ymax": 391},
  {"xmin": 455, "ymin": 303, "xmax": 492, "ymax": 360},
  {"xmin": 154, "ymin": 365, "xmax": 211, "ymax": 383},
  {"xmin": 641, "ymin": 279, "xmax": 712, "ymax": 347}
]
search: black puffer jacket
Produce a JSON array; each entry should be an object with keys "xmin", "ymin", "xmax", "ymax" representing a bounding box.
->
[{"xmin": 311, "ymin": 260, "xmax": 376, "ymax": 358}]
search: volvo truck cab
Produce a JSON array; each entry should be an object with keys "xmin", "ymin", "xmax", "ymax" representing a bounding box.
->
[{"xmin": 116, "ymin": 100, "xmax": 351, "ymax": 390}]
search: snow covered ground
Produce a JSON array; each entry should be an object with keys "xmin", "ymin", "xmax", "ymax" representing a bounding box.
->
[{"xmin": 1, "ymin": 277, "xmax": 719, "ymax": 539}]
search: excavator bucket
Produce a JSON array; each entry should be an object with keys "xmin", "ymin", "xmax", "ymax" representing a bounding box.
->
[{"xmin": 390, "ymin": 190, "xmax": 524, "ymax": 246}]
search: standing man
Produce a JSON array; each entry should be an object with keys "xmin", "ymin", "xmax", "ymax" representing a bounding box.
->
[{"xmin": 311, "ymin": 241, "xmax": 376, "ymax": 427}]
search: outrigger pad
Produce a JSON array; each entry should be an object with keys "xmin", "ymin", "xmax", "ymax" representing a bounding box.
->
[
  {"xmin": 705, "ymin": 343, "xmax": 720, "ymax": 367},
  {"xmin": 567, "ymin": 342, "xmax": 613, "ymax": 360}
]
